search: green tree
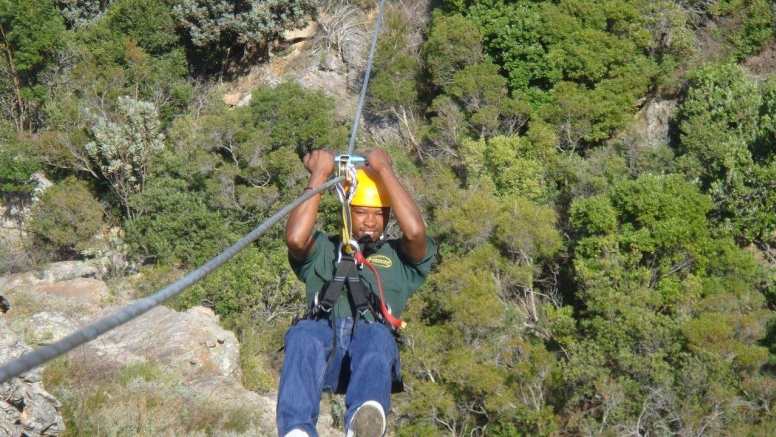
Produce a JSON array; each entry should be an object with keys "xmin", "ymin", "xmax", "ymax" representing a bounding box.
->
[
  {"xmin": 70, "ymin": 0, "xmax": 191, "ymax": 121},
  {"xmin": 447, "ymin": 62, "xmax": 532, "ymax": 139},
  {"xmin": 677, "ymin": 64, "xmax": 760, "ymax": 185},
  {"xmin": 401, "ymin": 243, "xmax": 562, "ymax": 436},
  {"xmin": 0, "ymin": 123, "xmax": 40, "ymax": 231},
  {"xmin": 454, "ymin": 0, "xmax": 658, "ymax": 149},
  {"xmin": 676, "ymin": 63, "xmax": 776, "ymax": 245},
  {"xmin": 0, "ymin": 123, "xmax": 39, "ymax": 195},
  {"xmin": 422, "ymin": 8, "xmax": 533, "ymax": 160},
  {"xmin": 105, "ymin": 0, "xmax": 179, "ymax": 56},
  {"xmin": 565, "ymin": 173, "xmax": 774, "ymax": 434},
  {"xmin": 173, "ymin": 82, "xmax": 345, "ymax": 227},
  {"xmin": 729, "ymin": 0, "xmax": 774, "ymax": 60},
  {"xmin": 250, "ymin": 82, "xmax": 347, "ymax": 158},
  {"xmin": 423, "ymin": 11, "xmax": 484, "ymax": 89},
  {"xmin": 571, "ymin": 174, "xmax": 713, "ymax": 286},
  {"xmin": 125, "ymin": 175, "xmax": 232, "ymax": 267},
  {"xmin": 564, "ymin": 175, "xmax": 708, "ymax": 432},
  {"xmin": 399, "ymin": 163, "xmax": 564, "ymax": 435},
  {"xmin": 466, "ymin": 0, "xmax": 559, "ymax": 100},
  {"xmin": 85, "ymin": 96, "xmax": 165, "ymax": 220},
  {"xmin": 0, "ymin": 0, "xmax": 67, "ymax": 133},
  {"xmin": 171, "ymin": 245, "xmax": 303, "ymax": 326},
  {"xmin": 460, "ymin": 135, "xmax": 553, "ymax": 201},
  {"xmin": 173, "ymin": 0, "xmax": 319, "ymax": 63}
]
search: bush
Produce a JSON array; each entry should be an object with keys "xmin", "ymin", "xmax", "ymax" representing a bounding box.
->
[
  {"xmin": 27, "ymin": 176, "xmax": 103, "ymax": 258},
  {"xmin": 125, "ymin": 176, "xmax": 233, "ymax": 267},
  {"xmin": 0, "ymin": 241, "xmax": 34, "ymax": 275}
]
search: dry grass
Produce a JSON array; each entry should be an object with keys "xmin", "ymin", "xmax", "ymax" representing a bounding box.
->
[
  {"xmin": 234, "ymin": 313, "xmax": 287, "ymax": 394},
  {"xmin": 43, "ymin": 358, "xmax": 270, "ymax": 436}
]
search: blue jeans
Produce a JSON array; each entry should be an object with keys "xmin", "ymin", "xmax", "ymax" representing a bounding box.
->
[{"xmin": 276, "ymin": 318, "xmax": 400, "ymax": 437}]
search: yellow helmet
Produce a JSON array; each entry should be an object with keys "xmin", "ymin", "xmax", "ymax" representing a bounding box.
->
[{"xmin": 349, "ymin": 167, "xmax": 391, "ymax": 207}]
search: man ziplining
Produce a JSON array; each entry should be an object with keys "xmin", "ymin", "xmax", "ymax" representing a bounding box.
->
[{"xmin": 278, "ymin": 148, "xmax": 436, "ymax": 437}]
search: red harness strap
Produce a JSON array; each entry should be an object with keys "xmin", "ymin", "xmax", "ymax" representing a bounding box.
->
[{"xmin": 354, "ymin": 252, "xmax": 406, "ymax": 330}]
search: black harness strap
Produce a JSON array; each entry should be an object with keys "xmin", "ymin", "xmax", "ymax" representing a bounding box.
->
[
  {"xmin": 316, "ymin": 256, "xmax": 352, "ymax": 314},
  {"xmin": 313, "ymin": 254, "xmax": 371, "ymax": 320},
  {"xmin": 347, "ymin": 268, "xmax": 371, "ymax": 319}
]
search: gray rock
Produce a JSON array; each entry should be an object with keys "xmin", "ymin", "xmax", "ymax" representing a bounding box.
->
[
  {"xmin": 23, "ymin": 312, "xmax": 80, "ymax": 345},
  {"xmin": 644, "ymin": 99, "xmax": 677, "ymax": 149},
  {"xmin": 40, "ymin": 261, "xmax": 99, "ymax": 284},
  {"xmin": 340, "ymin": 29, "xmax": 368, "ymax": 92},
  {"xmin": 78, "ymin": 305, "xmax": 242, "ymax": 381},
  {"xmin": 0, "ymin": 316, "xmax": 65, "ymax": 436},
  {"xmin": 0, "ymin": 261, "xmax": 100, "ymax": 295},
  {"xmin": 31, "ymin": 277, "xmax": 109, "ymax": 304}
]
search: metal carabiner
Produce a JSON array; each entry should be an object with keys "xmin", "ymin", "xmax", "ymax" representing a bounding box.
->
[
  {"xmin": 335, "ymin": 167, "xmax": 358, "ymax": 204},
  {"xmin": 334, "ymin": 155, "xmax": 365, "ymax": 205},
  {"xmin": 337, "ymin": 239, "xmax": 361, "ymax": 263}
]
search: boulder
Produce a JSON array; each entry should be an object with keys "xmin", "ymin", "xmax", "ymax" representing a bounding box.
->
[
  {"xmin": 0, "ymin": 261, "xmax": 101, "ymax": 294},
  {"xmin": 78, "ymin": 305, "xmax": 241, "ymax": 381},
  {"xmin": 31, "ymin": 277, "xmax": 109, "ymax": 304},
  {"xmin": 0, "ymin": 315, "xmax": 65, "ymax": 436}
]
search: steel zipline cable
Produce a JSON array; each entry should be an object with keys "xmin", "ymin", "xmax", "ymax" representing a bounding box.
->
[
  {"xmin": 347, "ymin": 0, "xmax": 386, "ymax": 155},
  {"xmin": 0, "ymin": 0, "xmax": 387, "ymax": 386}
]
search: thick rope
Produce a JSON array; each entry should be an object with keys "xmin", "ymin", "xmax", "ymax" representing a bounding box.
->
[{"xmin": 0, "ymin": 178, "xmax": 342, "ymax": 384}]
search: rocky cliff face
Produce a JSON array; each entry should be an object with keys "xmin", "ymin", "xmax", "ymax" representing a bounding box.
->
[
  {"xmin": 0, "ymin": 261, "xmax": 343, "ymax": 436},
  {"xmin": 0, "ymin": 302, "xmax": 64, "ymax": 436}
]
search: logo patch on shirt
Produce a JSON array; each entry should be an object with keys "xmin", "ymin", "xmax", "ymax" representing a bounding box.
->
[{"xmin": 367, "ymin": 254, "xmax": 392, "ymax": 268}]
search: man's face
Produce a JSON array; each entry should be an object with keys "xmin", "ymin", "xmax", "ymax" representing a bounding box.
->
[{"xmin": 351, "ymin": 206, "xmax": 388, "ymax": 241}]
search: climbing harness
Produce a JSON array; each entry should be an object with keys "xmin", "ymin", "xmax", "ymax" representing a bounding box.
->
[
  {"xmin": 354, "ymin": 251, "xmax": 405, "ymax": 331},
  {"xmin": 306, "ymin": 155, "xmax": 405, "ymax": 332},
  {"xmin": 290, "ymin": 155, "xmax": 406, "ymax": 392},
  {"xmin": 306, "ymin": 247, "xmax": 404, "ymax": 334},
  {"xmin": 305, "ymin": 247, "xmax": 405, "ymax": 394}
]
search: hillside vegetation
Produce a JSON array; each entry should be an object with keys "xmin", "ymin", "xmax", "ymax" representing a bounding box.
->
[{"xmin": 3, "ymin": 0, "xmax": 776, "ymax": 435}]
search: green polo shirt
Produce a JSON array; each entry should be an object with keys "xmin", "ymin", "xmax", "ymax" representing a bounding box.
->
[{"xmin": 289, "ymin": 230, "xmax": 435, "ymax": 319}]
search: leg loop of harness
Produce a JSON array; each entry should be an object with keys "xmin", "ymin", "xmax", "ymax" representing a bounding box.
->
[{"xmin": 286, "ymin": 246, "xmax": 404, "ymax": 367}]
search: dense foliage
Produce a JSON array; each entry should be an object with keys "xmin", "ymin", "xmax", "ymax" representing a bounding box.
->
[{"xmin": 2, "ymin": 0, "xmax": 776, "ymax": 435}]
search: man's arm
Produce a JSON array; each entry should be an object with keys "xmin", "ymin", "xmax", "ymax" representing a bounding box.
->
[
  {"xmin": 363, "ymin": 149, "xmax": 428, "ymax": 262},
  {"xmin": 285, "ymin": 150, "xmax": 336, "ymax": 262}
]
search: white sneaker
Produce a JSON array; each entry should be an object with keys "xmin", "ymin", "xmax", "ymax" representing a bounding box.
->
[
  {"xmin": 284, "ymin": 429, "xmax": 310, "ymax": 437},
  {"xmin": 345, "ymin": 400, "xmax": 386, "ymax": 437}
]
